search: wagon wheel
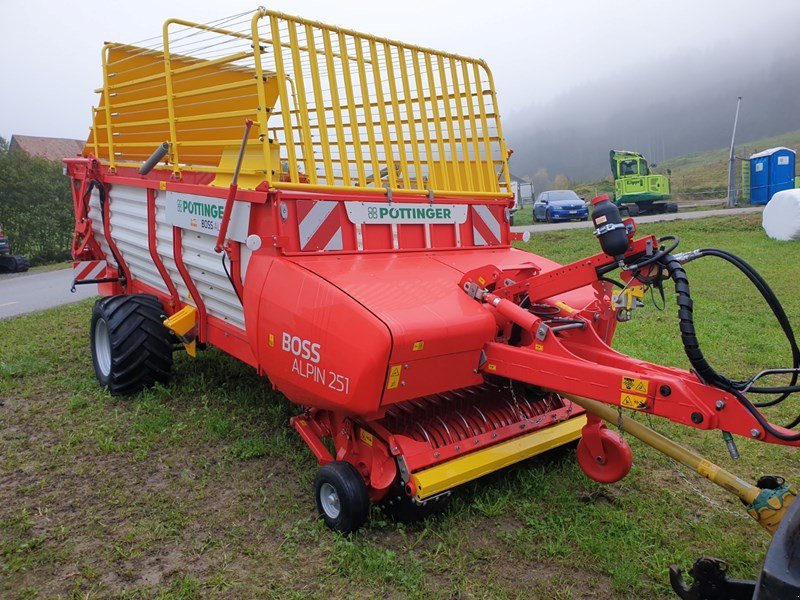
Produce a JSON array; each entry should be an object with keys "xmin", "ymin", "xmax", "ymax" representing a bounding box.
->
[
  {"xmin": 90, "ymin": 294, "xmax": 173, "ymax": 395},
  {"xmin": 314, "ymin": 461, "xmax": 370, "ymax": 534}
]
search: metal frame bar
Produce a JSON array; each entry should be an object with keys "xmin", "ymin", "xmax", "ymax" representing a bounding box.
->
[
  {"xmin": 90, "ymin": 9, "xmax": 513, "ymax": 197},
  {"xmin": 147, "ymin": 188, "xmax": 181, "ymax": 309}
]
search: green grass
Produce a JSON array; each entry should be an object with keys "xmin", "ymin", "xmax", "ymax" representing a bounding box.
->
[
  {"xmin": 511, "ymin": 208, "xmax": 535, "ymax": 226},
  {"xmin": 1, "ymin": 213, "xmax": 798, "ymax": 598},
  {"xmin": 27, "ymin": 260, "xmax": 72, "ymax": 274}
]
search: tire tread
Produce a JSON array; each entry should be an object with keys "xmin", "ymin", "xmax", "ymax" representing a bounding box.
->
[{"xmin": 91, "ymin": 294, "xmax": 173, "ymax": 395}]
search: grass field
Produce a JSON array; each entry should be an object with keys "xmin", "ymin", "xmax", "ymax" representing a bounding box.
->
[{"xmin": 1, "ymin": 214, "xmax": 798, "ymax": 598}]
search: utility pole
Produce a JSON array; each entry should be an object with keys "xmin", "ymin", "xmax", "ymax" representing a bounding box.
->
[{"xmin": 727, "ymin": 96, "xmax": 742, "ymax": 208}]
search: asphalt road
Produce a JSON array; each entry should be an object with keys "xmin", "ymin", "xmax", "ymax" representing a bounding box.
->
[
  {"xmin": 0, "ymin": 206, "xmax": 765, "ymax": 321},
  {"xmin": 511, "ymin": 205, "xmax": 763, "ymax": 233},
  {"xmin": 0, "ymin": 267, "xmax": 96, "ymax": 320}
]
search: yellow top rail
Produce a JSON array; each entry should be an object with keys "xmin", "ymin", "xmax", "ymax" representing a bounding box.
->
[{"xmin": 87, "ymin": 8, "xmax": 512, "ymax": 196}]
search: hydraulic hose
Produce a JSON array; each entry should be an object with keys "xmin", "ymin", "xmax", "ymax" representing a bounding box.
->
[
  {"xmin": 694, "ymin": 249, "xmax": 800, "ymax": 401},
  {"xmin": 87, "ymin": 179, "xmax": 126, "ymax": 285},
  {"xmin": 659, "ymin": 253, "xmax": 800, "ymax": 441}
]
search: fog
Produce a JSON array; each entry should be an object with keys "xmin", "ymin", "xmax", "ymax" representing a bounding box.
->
[
  {"xmin": 505, "ymin": 20, "xmax": 800, "ymax": 182},
  {"xmin": 2, "ymin": 0, "xmax": 799, "ymax": 184}
]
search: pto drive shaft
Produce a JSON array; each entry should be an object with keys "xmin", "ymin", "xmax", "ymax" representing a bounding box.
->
[{"xmin": 564, "ymin": 394, "xmax": 797, "ymax": 535}]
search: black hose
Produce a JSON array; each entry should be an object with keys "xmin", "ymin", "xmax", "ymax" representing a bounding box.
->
[
  {"xmin": 694, "ymin": 249, "xmax": 800, "ymax": 402},
  {"xmin": 628, "ymin": 235, "xmax": 680, "ymax": 271},
  {"xmin": 659, "ymin": 253, "xmax": 800, "ymax": 441},
  {"xmin": 87, "ymin": 179, "xmax": 126, "ymax": 286},
  {"xmin": 221, "ymin": 252, "xmax": 243, "ymax": 305}
]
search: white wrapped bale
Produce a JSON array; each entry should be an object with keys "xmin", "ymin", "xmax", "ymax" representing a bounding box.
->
[{"xmin": 762, "ymin": 189, "xmax": 800, "ymax": 241}]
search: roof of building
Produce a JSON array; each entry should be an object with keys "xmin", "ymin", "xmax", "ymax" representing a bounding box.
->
[
  {"xmin": 750, "ymin": 146, "xmax": 796, "ymax": 159},
  {"xmin": 9, "ymin": 135, "xmax": 85, "ymax": 162}
]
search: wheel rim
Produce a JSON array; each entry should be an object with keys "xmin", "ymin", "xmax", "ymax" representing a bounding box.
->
[
  {"xmin": 576, "ymin": 429, "xmax": 633, "ymax": 484},
  {"xmin": 94, "ymin": 318, "xmax": 112, "ymax": 377},
  {"xmin": 319, "ymin": 482, "xmax": 341, "ymax": 519}
]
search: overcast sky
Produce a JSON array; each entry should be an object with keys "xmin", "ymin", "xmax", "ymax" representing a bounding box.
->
[{"xmin": 2, "ymin": 0, "xmax": 798, "ymax": 142}]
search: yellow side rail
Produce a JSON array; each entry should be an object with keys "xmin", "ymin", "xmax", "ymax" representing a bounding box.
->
[{"xmin": 86, "ymin": 8, "xmax": 512, "ymax": 197}]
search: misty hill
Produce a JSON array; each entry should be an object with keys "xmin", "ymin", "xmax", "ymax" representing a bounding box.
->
[
  {"xmin": 569, "ymin": 129, "xmax": 800, "ymax": 201},
  {"xmin": 505, "ymin": 36, "xmax": 800, "ymax": 183}
]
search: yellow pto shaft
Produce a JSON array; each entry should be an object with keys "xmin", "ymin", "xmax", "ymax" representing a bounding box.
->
[{"xmin": 565, "ymin": 395, "xmax": 797, "ymax": 535}]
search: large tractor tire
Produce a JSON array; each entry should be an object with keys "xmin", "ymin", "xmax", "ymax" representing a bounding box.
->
[{"xmin": 90, "ymin": 294, "xmax": 173, "ymax": 395}]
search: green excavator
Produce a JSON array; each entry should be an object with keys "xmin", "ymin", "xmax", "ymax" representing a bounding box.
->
[{"xmin": 610, "ymin": 149, "xmax": 677, "ymax": 216}]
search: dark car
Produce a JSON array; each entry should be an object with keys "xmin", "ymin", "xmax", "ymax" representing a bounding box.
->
[
  {"xmin": 533, "ymin": 190, "xmax": 589, "ymax": 222},
  {"xmin": 0, "ymin": 224, "xmax": 11, "ymax": 255},
  {"xmin": 0, "ymin": 223, "xmax": 30, "ymax": 273}
]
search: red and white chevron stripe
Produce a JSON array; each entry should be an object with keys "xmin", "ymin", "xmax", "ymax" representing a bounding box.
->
[
  {"xmin": 297, "ymin": 200, "xmax": 343, "ymax": 252},
  {"xmin": 73, "ymin": 260, "xmax": 108, "ymax": 282},
  {"xmin": 471, "ymin": 205, "xmax": 502, "ymax": 246}
]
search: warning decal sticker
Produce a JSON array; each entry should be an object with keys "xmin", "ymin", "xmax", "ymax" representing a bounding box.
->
[
  {"xmin": 621, "ymin": 376, "xmax": 650, "ymax": 395},
  {"xmin": 387, "ymin": 365, "xmax": 402, "ymax": 389},
  {"xmin": 620, "ymin": 392, "xmax": 648, "ymax": 410}
]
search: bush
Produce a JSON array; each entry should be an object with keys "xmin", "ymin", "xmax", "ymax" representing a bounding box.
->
[{"xmin": 0, "ymin": 138, "xmax": 73, "ymax": 264}]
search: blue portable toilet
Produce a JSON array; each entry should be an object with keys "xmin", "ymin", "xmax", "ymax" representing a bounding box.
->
[{"xmin": 749, "ymin": 147, "xmax": 796, "ymax": 205}]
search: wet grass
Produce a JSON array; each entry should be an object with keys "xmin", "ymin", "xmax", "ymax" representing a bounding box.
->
[{"xmin": 1, "ymin": 213, "xmax": 798, "ymax": 598}]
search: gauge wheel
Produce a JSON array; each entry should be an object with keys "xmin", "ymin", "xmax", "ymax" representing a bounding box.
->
[
  {"xmin": 314, "ymin": 461, "xmax": 370, "ymax": 534},
  {"xmin": 576, "ymin": 427, "xmax": 633, "ymax": 484}
]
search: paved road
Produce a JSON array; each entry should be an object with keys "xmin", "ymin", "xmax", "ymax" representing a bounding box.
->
[
  {"xmin": 512, "ymin": 205, "xmax": 763, "ymax": 233},
  {"xmin": 0, "ymin": 268, "xmax": 96, "ymax": 320}
]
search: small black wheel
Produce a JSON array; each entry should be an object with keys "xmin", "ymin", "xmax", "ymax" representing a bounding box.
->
[
  {"xmin": 625, "ymin": 204, "xmax": 640, "ymax": 217},
  {"xmin": 90, "ymin": 294, "xmax": 173, "ymax": 395},
  {"xmin": 314, "ymin": 461, "xmax": 370, "ymax": 534},
  {"xmin": 545, "ymin": 209, "xmax": 553, "ymax": 223},
  {"xmin": 380, "ymin": 482, "xmax": 449, "ymax": 524}
]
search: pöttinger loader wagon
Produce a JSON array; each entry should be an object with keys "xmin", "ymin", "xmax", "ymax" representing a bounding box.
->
[{"xmin": 65, "ymin": 10, "xmax": 800, "ymax": 595}]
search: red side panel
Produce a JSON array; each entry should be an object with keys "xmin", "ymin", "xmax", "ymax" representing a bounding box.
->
[
  {"xmin": 285, "ymin": 247, "xmax": 602, "ymax": 408},
  {"xmin": 287, "ymin": 251, "xmax": 497, "ymax": 405},
  {"xmin": 245, "ymin": 255, "xmax": 391, "ymax": 415}
]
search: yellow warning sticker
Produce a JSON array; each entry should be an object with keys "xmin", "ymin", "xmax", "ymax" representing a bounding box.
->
[
  {"xmin": 359, "ymin": 429, "xmax": 374, "ymax": 446},
  {"xmin": 487, "ymin": 364, "xmax": 497, "ymax": 372},
  {"xmin": 555, "ymin": 301, "xmax": 575, "ymax": 314},
  {"xmin": 697, "ymin": 459, "xmax": 720, "ymax": 480},
  {"xmin": 387, "ymin": 365, "xmax": 402, "ymax": 389},
  {"xmin": 268, "ymin": 333, "xmax": 275, "ymax": 347},
  {"xmin": 477, "ymin": 276, "xmax": 486, "ymax": 286},
  {"xmin": 534, "ymin": 343, "xmax": 544, "ymax": 351},
  {"xmin": 620, "ymin": 392, "xmax": 648, "ymax": 410},
  {"xmin": 159, "ymin": 181, "xmax": 167, "ymax": 191},
  {"xmin": 412, "ymin": 340, "xmax": 424, "ymax": 351},
  {"xmin": 621, "ymin": 376, "xmax": 650, "ymax": 395}
]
